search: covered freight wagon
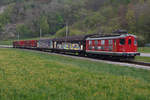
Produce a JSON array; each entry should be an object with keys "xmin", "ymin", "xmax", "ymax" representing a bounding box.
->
[{"xmin": 37, "ymin": 39, "xmax": 53, "ymax": 49}]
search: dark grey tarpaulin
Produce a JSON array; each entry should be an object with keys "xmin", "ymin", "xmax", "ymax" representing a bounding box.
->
[
  {"xmin": 52, "ymin": 33, "xmax": 121, "ymax": 42},
  {"xmin": 37, "ymin": 33, "xmax": 122, "ymax": 43},
  {"xmin": 38, "ymin": 39, "xmax": 53, "ymax": 48},
  {"xmin": 53, "ymin": 35, "xmax": 87, "ymax": 42}
]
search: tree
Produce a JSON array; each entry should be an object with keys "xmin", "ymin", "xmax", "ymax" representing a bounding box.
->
[
  {"xmin": 108, "ymin": 0, "xmax": 131, "ymax": 5},
  {"xmin": 126, "ymin": 7, "xmax": 136, "ymax": 32},
  {"xmin": 16, "ymin": 24, "xmax": 32, "ymax": 38},
  {"xmin": 0, "ymin": 23, "xmax": 3, "ymax": 33},
  {"xmin": 39, "ymin": 16, "xmax": 50, "ymax": 35},
  {"xmin": 85, "ymin": 0, "xmax": 105, "ymax": 11},
  {"xmin": 117, "ymin": 5, "xmax": 127, "ymax": 29}
]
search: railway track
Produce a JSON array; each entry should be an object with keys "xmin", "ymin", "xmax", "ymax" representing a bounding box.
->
[
  {"xmin": 0, "ymin": 45, "xmax": 13, "ymax": 48},
  {"xmin": 0, "ymin": 45, "xmax": 150, "ymax": 70},
  {"xmin": 126, "ymin": 60, "xmax": 150, "ymax": 67},
  {"xmin": 40, "ymin": 50, "xmax": 150, "ymax": 70}
]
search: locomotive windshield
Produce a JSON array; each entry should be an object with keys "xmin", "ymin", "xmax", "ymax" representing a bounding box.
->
[
  {"xmin": 128, "ymin": 39, "xmax": 131, "ymax": 45},
  {"xmin": 120, "ymin": 39, "xmax": 125, "ymax": 45},
  {"xmin": 134, "ymin": 39, "xmax": 137, "ymax": 45}
]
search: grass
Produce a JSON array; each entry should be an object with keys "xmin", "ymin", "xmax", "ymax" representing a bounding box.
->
[
  {"xmin": 0, "ymin": 48, "xmax": 150, "ymax": 100},
  {"xmin": 136, "ymin": 56, "xmax": 150, "ymax": 63},
  {"xmin": 138, "ymin": 47, "xmax": 150, "ymax": 53},
  {"xmin": 0, "ymin": 40, "xmax": 13, "ymax": 45}
]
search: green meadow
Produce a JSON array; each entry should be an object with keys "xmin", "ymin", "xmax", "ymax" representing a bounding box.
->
[
  {"xmin": 138, "ymin": 47, "xmax": 150, "ymax": 53},
  {"xmin": 0, "ymin": 40, "xmax": 13, "ymax": 45},
  {"xmin": 136, "ymin": 56, "xmax": 150, "ymax": 63},
  {"xmin": 0, "ymin": 48, "xmax": 150, "ymax": 100}
]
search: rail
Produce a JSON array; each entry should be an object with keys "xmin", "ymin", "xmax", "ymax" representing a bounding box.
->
[
  {"xmin": 126, "ymin": 60, "xmax": 150, "ymax": 67},
  {"xmin": 0, "ymin": 45, "xmax": 13, "ymax": 48}
]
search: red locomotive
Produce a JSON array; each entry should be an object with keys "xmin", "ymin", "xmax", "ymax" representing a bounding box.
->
[
  {"xmin": 86, "ymin": 34, "xmax": 139, "ymax": 59},
  {"xmin": 13, "ymin": 31, "xmax": 140, "ymax": 60}
]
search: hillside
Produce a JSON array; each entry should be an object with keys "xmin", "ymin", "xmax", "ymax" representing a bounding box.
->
[{"xmin": 0, "ymin": 0, "xmax": 150, "ymax": 45}]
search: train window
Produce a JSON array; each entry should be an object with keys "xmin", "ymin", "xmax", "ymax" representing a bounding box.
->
[
  {"xmin": 120, "ymin": 39, "xmax": 125, "ymax": 45},
  {"xmin": 89, "ymin": 41, "xmax": 92, "ymax": 45},
  {"xmin": 95, "ymin": 40, "xmax": 98, "ymax": 45},
  {"xmin": 109, "ymin": 40, "xmax": 113, "ymax": 45},
  {"xmin": 128, "ymin": 39, "xmax": 131, "ymax": 45},
  {"xmin": 101, "ymin": 40, "xmax": 105, "ymax": 45}
]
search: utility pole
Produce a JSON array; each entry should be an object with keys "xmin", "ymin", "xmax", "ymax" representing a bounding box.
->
[
  {"xmin": 18, "ymin": 32, "xmax": 20, "ymax": 41},
  {"xmin": 65, "ymin": 22, "xmax": 69, "ymax": 49},
  {"xmin": 66, "ymin": 22, "xmax": 69, "ymax": 39},
  {"xmin": 40, "ymin": 28, "xmax": 42, "ymax": 39}
]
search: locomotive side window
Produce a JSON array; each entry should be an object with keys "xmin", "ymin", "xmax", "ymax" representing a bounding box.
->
[
  {"xmin": 109, "ymin": 40, "xmax": 113, "ymax": 45},
  {"xmin": 120, "ymin": 39, "xmax": 125, "ymax": 45},
  {"xmin": 89, "ymin": 41, "xmax": 92, "ymax": 45},
  {"xmin": 128, "ymin": 39, "xmax": 131, "ymax": 45},
  {"xmin": 134, "ymin": 39, "xmax": 137, "ymax": 45},
  {"xmin": 101, "ymin": 40, "xmax": 105, "ymax": 51},
  {"xmin": 101, "ymin": 40, "xmax": 105, "ymax": 45},
  {"xmin": 95, "ymin": 40, "xmax": 98, "ymax": 45}
]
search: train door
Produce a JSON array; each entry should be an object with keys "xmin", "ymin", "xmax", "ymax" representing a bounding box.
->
[
  {"xmin": 105, "ymin": 40, "xmax": 109, "ymax": 51},
  {"xmin": 108, "ymin": 40, "xmax": 113, "ymax": 51},
  {"xmin": 50, "ymin": 41, "xmax": 53, "ymax": 48},
  {"xmin": 54, "ymin": 41, "xmax": 57, "ymax": 49},
  {"xmin": 113, "ymin": 40, "xmax": 117, "ymax": 52},
  {"xmin": 118, "ymin": 38, "xmax": 126, "ymax": 52},
  {"xmin": 94, "ymin": 40, "xmax": 98, "ymax": 51},
  {"xmin": 101, "ymin": 40, "xmax": 105, "ymax": 51},
  {"xmin": 126, "ymin": 36, "xmax": 134, "ymax": 52}
]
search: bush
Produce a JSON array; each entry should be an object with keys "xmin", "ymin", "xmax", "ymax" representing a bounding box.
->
[
  {"xmin": 55, "ymin": 27, "xmax": 85, "ymax": 37},
  {"xmin": 16, "ymin": 24, "xmax": 32, "ymax": 38}
]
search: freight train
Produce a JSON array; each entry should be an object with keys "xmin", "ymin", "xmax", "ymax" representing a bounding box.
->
[{"xmin": 13, "ymin": 32, "xmax": 140, "ymax": 60}]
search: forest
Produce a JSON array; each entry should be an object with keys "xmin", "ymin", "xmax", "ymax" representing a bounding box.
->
[{"xmin": 0, "ymin": 0, "xmax": 149, "ymax": 46}]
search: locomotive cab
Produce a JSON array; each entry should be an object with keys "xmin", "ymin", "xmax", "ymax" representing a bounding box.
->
[{"xmin": 117, "ymin": 34, "xmax": 140, "ymax": 57}]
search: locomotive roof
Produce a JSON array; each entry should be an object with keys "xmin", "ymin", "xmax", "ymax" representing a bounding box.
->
[{"xmin": 86, "ymin": 34, "xmax": 136, "ymax": 40}]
